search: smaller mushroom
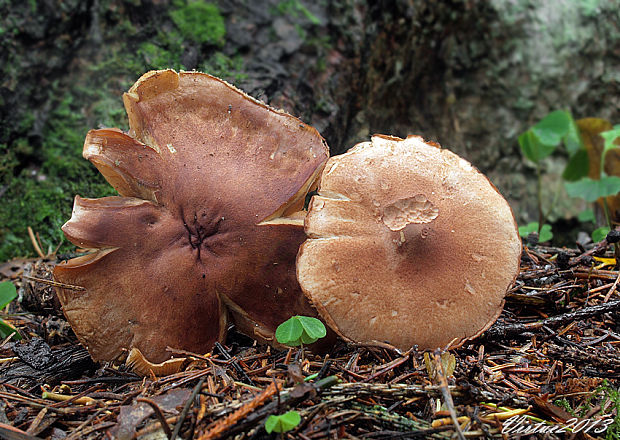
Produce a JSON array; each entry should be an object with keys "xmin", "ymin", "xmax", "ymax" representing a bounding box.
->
[{"xmin": 297, "ymin": 134, "xmax": 521, "ymax": 350}]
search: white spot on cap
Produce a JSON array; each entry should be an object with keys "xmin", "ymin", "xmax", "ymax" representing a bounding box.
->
[
  {"xmin": 325, "ymin": 162, "xmax": 339, "ymax": 176},
  {"xmin": 465, "ymin": 281, "xmax": 476, "ymax": 295},
  {"xmin": 84, "ymin": 142, "xmax": 102, "ymax": 157}
]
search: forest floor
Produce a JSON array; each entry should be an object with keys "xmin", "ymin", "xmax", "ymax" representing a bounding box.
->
[{"xmin": 0, "ymin": 241, "xmax": 619, "ymax": 439}]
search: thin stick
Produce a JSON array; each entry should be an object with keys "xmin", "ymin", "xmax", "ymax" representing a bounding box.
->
[
  {"xmin": 604, "ymin": 270, "xmax": 620, "ymax": 302},
  {"xmin": 65, "ymin": 408, "xmax": 111, "ymax": 440},
  {"xmin": 433, "ymin": 352, "xmax": 466, "ymax": 440},
  {"xmin": 363, "ymin": 353, "xmax": 410, "ymax": 382},
  {"xmin": 214, "ymin": 342, "xmax": 255, "ymax": 386},
  {"xmin": 22, "ymin": 275, "xmax": 86, "ymax": 291},
  {"xmin": 170, "ymin": 376, "xmax": 207, "ymax": 440},
  {"xmin": 137, "ymin": 398, "xmax": 173, "ymax": 439},
  {"xmin": 0, "ymin": 391, "xmax": 71, "ymax": 414},
  {"xmin": 26, "ymin": 407, "xmax": 48, "ymax": 435},
  {"xmin": 198, "ymin": 380, "xmax": 282, "ymax": 440},
  {"xmin": 484, "ymin": 299, "xmax": 620, "ymax": 338},
  {"xmin": 27, "ymin": 226, "xmax": 46, "ymax": 258}
]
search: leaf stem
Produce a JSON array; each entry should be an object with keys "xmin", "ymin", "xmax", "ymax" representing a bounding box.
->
[
  {"xmin": 537, "ymin": 161, "xmax": 544, "ymax": 234},
  {"xmin": 602, "ymin": 198, "xmax": 620, "ymax": 263}
]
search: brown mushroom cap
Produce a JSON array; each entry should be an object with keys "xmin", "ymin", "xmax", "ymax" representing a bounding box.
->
[
  {"xmin": 297, "ymin": 135, "xmax": 521, "ymax": 350},
  {"xmin": 54, "ymin": 70, "xmax": 329, "ymax": 363}
]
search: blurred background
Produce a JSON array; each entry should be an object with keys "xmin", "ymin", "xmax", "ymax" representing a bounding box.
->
[{"xmin": 0, "ymin": 0, "xmax": 619, "ymax": 261}]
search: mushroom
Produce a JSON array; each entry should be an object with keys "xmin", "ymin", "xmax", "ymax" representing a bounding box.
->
[
  {"xmin": 54, "ymin": 70, "xmax": 329, "ymax": 364},
  {"xmin": 296, "ymin": 134, "xmax": 521, "ymax": 350}
]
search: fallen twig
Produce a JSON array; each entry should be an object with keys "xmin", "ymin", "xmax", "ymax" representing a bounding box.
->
[{"xmin": 484, "ymin": 299, "xmax": 620, "ymax": 339}]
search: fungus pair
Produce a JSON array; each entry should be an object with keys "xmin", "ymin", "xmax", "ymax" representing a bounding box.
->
[{"xmin": 54, "ymin": 70, "xmax": 520, "ymax": 366}]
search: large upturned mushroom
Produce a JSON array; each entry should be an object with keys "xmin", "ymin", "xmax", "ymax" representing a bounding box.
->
[
  {"xmin": 297, "ymin": 135, "xmax": 521, "ymax": 350},
  {"xmin": 54, "ymin": 70, "xmax": 329, "ymax": 364}
]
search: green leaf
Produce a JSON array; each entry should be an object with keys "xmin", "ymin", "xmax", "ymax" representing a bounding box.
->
[
  {"xmin": 577, "ymin": 209, "xmax": 596, "ymax": 223},
  {"xmin": 563, "ymin": 115, "xmax": 584, "ymax": 156},
  {"xmin": 592, "ymin": 226, "xmax": 611, "ymax": 243},
  {"xmin": 601, "ymin": 125, "xmax": 620, "ymax": 151},
  {"xmin": 297, "ymin": 316, "xmax": 326, "ymax": 340},
  {"xmin": 275, "ymin": 317, "xmax": 303, "ymax": 346},
  {"xmin": 275, "ymin": 316, "xmax": 326, "ymax": 347},
  {"xmin": 562, "ymin": 148, "xmax": 589, "ymax": 181},
  {"xmin": 265, "ymin": 411, "xmax": 301, "ymax": 433},
  {"xmin": 0, "ymin": 281, "xmax": 17, "ymax": 309},
  {"xmin": 299, "ymin": 332, "xmax": 318, "ymax": 345},
  {"xmin": 0, "ymin": 319, "xmax": 21, "ymax": 341},
  {"xmin": 538, "ymin": 224, "xmax": 553, "ymax": 242},
  {"xmin": 532, "ymin": 110, "xmax": 571, "ymax": 147},
  {"xmin": 278, "ymin": 411, "xmax": 301, "ymax": 430},
  {"xmin": 565, "ymin": 176, "xmax": 620, "ymax": 202},
  {"xmin": 264, "ymin": 414, "xmax": 278, "ymax": 433},
  {"xmin": 518, "ymin": 222, "xmax": 552, "ymax": 242},
  {"xmin": 600, "ymin": 125, "xmax": 620, "ymax": 170},
  {"xmin": 519, "ymin": 130, "xmax": 556, "ymax": 163},
  {"xmin": 518, "ymin": 222, "xmax": 538, "ymax": 238}
]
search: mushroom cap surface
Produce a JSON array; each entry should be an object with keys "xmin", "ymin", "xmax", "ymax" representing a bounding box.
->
[
  {"xmin": 297, "ymin": 135, "xmax": 521, "ymax": 350},
  {"xmin": 54, "ymin": 70, "xmax": 329, "ymax": 363}
]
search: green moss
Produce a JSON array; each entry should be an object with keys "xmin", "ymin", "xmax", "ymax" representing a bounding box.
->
[
  {"xmin": 552, "ymin": 398, "xmax": 575, "ymax": 416},
  {"xmin": 137, "ymin": 35, "xmax": 186, "ymax": 71},
  {"xmin": 0, "ymin": 172, "xmax": 115, "ymax": 260},
  {"xmin": 139, "ymin": 42, "xmax": 179, "ymax": 69},
  {"xmin": 0, "ymin": 88, "xmax": 117, "ymax": 261},
  {"xmin": 273, "ymin": 0, "xmax": 321, "ymax": 25},
  {"xmin": 597, "ymin": 380, "xmax": 620, "ymax": 440},
  {"xmin": 200, "ymin": 52, "xmax": 247, "ymax": 82},
  {"xmin": 0, "ymin": 144, "xmax": 18, "ymax": 187},
  {"xmin": 169, "ymin": 1, "xmax": 225, "ymax": 46}
]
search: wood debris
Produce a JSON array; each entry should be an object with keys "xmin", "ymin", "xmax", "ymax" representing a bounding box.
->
[{"xmin": 0, "ymin": 244, "xmax": 618, "ymax": 439}]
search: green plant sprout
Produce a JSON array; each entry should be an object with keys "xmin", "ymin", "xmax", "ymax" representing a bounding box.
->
[
  {"xmin": 519, "ymin": 110, "xmax": 620, "ymax": 244},
  {"xmin": 275, "ymin": 316, "xmax": 326, "ymax": 347},
  {"xmin": 518, "ymin": 222, "xmax": 553, "ymax": 243},
  {"xmin": 578, "ymin": 209, "xmax": 612, "ymax": 243},
  {"xmin": 0, "ymin": 281, "xmax": 21, "ymax": 340},
  {"xmin": 565, "ymin": 125, "xmax": 620, "ymax": 242},
  {"xmin": 264, "ymin": 410, "xmax": 301, "ymax": 434},
  {"xmin": 518, "ymin": 110, "xmax": 586, "ymax": 241}
]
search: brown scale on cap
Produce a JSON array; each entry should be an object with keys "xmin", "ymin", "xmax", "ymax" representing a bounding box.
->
[
  {"xmin": 54, "ymin": 70, "xmax": 329, "ymax": 364},
  {"xmin": 297, "ymin": 134, "xmax": 521, "ymax": 350}
]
